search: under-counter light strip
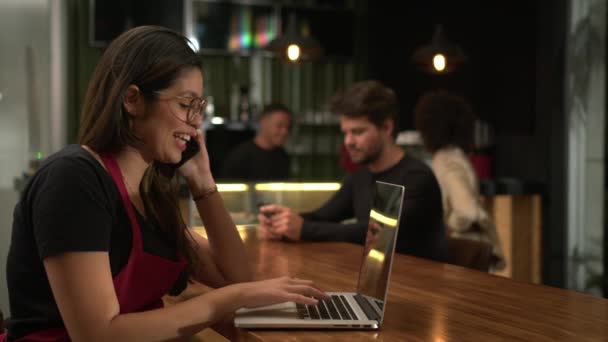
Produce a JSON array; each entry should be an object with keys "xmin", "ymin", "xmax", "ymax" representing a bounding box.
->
[
  {"xmin": 254, "ymin": 183, "xmax": 341, "ymax": 192},
  {"xmin": 194, "ymin": 225, "xmax": 256, "ymax": 240},
  {"xmin": 369, "ymin": 209, "xmax": 398, "ymax": 227},
  {"xmin": 217, "ymin": 183, "xmax": 249, "ymax": 192}
]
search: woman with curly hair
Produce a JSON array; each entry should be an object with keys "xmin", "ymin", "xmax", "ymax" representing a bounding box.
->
[{"xmin": 414, "ymin": 90, "xmax": 505, "ymax": 271}]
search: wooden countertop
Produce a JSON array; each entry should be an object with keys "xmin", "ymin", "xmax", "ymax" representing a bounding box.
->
[{"xmin": 166, "ymin": 226, "xmax": 608, "ymax": 341}]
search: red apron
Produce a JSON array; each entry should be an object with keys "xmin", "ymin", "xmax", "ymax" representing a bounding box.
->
[{"xmin": 1, "ymin": 154, "xmax": 187, "ymax": 341}]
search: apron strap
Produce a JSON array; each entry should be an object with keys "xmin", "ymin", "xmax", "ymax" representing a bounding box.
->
[{"xmin": 99, "ymin": 154, "xmax": 143, "ymax": 248}]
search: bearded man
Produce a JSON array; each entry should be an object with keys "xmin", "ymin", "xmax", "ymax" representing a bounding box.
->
[{"xmin": 258, "ymin": 80, "xmax": 447, "ymax": 262}]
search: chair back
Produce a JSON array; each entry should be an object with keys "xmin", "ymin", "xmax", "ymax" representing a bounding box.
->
[{"xmin": 447, "ymin": 237, "xmax": 493, "ymax": 272}]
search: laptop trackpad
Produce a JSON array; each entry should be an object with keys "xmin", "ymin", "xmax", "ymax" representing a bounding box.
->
[{"xmin": 236, "ymin": 302, "xmax": 299, "ymax": 319}]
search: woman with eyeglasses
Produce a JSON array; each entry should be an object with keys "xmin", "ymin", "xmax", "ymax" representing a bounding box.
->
[{"xmin": 2, "ymin": 26, "xmax": 327, "ymax": 342}]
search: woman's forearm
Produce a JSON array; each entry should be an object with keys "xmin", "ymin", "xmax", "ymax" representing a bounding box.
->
[
  {"xmin": 193, "ymin": 190, "xmax": 252, "ymax": 283},
  {"xmin": 104, "ymin": 284, "xmax": 244, "ymax": 341}
]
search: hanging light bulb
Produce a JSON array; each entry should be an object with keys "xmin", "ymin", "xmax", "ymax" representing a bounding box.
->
[
  {"xmin": 264, "ymin": 12, "xmax": 322, "ymax": 62},
  {"xmin": 412, "ymin": 24, "xmax": 466, "ymax": 74},
  {"xmin": 433, "ymin": 53, "xmax": 446, "ymax": 72},
  {"xmin": 287, "ymin": 44, "xmax": 301, "ymax": 62}
]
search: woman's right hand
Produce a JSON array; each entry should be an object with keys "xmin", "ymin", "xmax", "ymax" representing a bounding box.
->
[
  {"xmin": 238, "ymin": 276, "xmax": 329, "ymax": 308},
  {"xmin": 179, "ymin": 129, "xmax": 215, "ymax": 192}
]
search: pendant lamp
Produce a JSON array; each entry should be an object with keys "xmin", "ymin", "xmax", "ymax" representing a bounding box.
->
[
  {"xmin": 264, "ymin": 12, "xmax": 322, "ymax": 62},
  {"xmin": 412, "ymin": 24, "xmax": 466, "ymax": 74}
]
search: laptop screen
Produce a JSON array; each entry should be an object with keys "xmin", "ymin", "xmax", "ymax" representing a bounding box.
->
[{"xmin": 356, "ymin": 181, "xmax": 405, "ymax": 322}]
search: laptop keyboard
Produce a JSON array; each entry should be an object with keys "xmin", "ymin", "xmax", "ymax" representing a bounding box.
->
[
  {"xmin": 353, "ymin": 294, "xmax": 381, "ymax": 321},
  {"xmin": 296, "ymin": 295, "xmax": 358, "ymax": 320}
]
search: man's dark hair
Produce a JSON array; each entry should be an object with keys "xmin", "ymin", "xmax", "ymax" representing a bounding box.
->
[
  {"xmin": 258, "ymin": 103, "xmax": 292, "ymax": 120},
  {"xmin": 414, "ymin": 90, "xmax": 475, "ymax": 153},
  {"xmin": 329, "ymin": 80, "xmax": 399, "ymax": 138}
]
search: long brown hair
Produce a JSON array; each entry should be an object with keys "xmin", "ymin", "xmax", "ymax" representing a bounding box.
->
[{"xmin": 78, "ymin": 25, "xmax": 201, "ymax": 275}]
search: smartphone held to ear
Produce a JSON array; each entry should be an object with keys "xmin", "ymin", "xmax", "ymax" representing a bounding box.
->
[
  {"xmin": 158, "ymin": 138, "xmax": 200, "ymax": 177},
  {"xmin": 175, "ymin": 138, "xmax": 201, "ymax": 168}
]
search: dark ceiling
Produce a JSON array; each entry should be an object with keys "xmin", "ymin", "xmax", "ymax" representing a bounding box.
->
[{"xmin": 366, "ymin": 0, "xmax": 538, "ymax": 135}]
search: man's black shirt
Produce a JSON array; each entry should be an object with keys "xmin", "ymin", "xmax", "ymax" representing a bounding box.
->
[{"xmin": 300, "ymin": 154, "xmax": 447, "ymax": 262}]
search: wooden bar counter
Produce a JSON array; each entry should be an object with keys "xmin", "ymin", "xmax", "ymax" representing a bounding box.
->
[{"xmin": 165, "ymin": 226, "xmax": 608, "ymax": 341}]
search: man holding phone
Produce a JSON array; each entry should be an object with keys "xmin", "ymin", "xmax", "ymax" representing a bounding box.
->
[{"xmin": 257, "ymin": 81, "xmax": 447, "ymax": 262}]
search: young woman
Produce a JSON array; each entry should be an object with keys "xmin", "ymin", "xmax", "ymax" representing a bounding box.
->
[
  {"xmin": 414, "ymin": 90, "xmax": 505, "ymax": 271},
  {"xmin": 2, "ymin": 26, "xmax": 325, "ymax": 342}
]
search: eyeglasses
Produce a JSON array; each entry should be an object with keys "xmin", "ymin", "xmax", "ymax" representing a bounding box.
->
[{"xmin": 154, "ymin": 91, "xmax": 208, "ymax": 124}]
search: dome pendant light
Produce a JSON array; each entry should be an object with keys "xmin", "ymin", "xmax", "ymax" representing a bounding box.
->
[
  {"xmin": 265, "ymin": 12, "xmax": 322, "ymax": 62},
  {"xmin": 412, "ymin": 24, "xmax": 466, "ymax": 74}
]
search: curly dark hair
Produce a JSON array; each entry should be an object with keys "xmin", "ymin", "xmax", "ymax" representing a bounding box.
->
[
  {"xmin": 414, "ymin": 90, "xmax": 475, "ymax": 153},
  {"xmin": 329, "ymin": 80, "xmax": 399, "ymax": 138}
]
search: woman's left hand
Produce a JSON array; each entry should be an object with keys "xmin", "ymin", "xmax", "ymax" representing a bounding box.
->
[{"xmin": 178, "ymin": 129, "xmax": 215, "ymax": 190}]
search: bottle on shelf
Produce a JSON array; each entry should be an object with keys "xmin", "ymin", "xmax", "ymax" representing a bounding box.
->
[
  {"xmin": 230, "ymin": 84, "xmax": 239, "ymax": 122},
  {"xmin": 205, "ymin": 95, "xmax": 215, "ymax": 118},
  {"xmin": 238, "ymin": 85, "xmax": 251, "ymax": 122}
]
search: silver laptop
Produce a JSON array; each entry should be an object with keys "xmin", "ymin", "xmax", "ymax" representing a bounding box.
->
[{"xmin": 234, "ymin": 180, "xmax": 405, "ymax": 329}]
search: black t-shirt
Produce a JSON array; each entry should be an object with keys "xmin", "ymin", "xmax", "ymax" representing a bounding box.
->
[
  {"xmin": 5, "ymin": 145, "xmax": 187, "ymax": 340},
  {"xmin": 220, "ymin": 140, "xmax": 290, "ymax": 181},
  {"xmin": 300, "ymin": 154, "xmax": 447, "ymax": 262}
]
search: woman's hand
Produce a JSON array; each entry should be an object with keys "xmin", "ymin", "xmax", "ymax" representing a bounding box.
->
[
  {"xmin": 239, "ymin": 276, "xmax": 329, "ymax": 308},
  {"xmin": 178, "ymin": 129, "xmax": 215, "ymax": 191}
]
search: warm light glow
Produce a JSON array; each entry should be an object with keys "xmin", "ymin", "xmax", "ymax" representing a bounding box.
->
[
  {"xmin": 194, "ymin": 224, "xmax": 256, "ymax": 241},
  {"xmin": 237, "ymin": 227, "xmax": 250, "ymax": 241},
  {"xmin": 255, "ymin": 183, "xmax": 341, "ymax": 192},
  {"xmin": 228, "ymin": 13, "xmax": 240, "ymax": 51},
  {"xmin": 287, "ymin": 44, "xmax": 300, "ymax": 61},
  {"xmin": 433, "ymin": 53, "xmax": 446, "ymax": 72},
  {"xmin": 368, "ymin": 249, "xmax": 385, "ymax": 262},
  {"xmin": 217, "ymin": 183, "xmax": 249, "ymax": 192},
  {"xmin": 370, "ymin": 209, "xmax": 398, "ymax": 227}
]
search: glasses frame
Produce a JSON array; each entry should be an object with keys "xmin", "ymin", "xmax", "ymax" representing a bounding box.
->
[{"xmin": 154, "ymin": 91, "xmax": 207, "ymax": 124}]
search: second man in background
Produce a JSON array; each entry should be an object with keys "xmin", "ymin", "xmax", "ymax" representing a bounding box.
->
[{"xmin": 220, "ymin": 103, "xmax": 292, "ymax": 180}]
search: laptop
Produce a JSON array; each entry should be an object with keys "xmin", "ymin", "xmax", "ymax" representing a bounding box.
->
[{"xmin": 234, "ymin": 180, "xmax": 405, "ymax": 329}]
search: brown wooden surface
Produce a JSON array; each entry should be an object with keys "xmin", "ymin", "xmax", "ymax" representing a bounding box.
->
[
  {"xmin": 168, "ymin": 226, "xmax": 608, "ymax": 341},
  {"xmin": 182, "ymin": 189, "xmax": 545, "ymax": 284},
  {"xmin": 484, "ymin": 194, "xmax": 543, "ymax": 283}
]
